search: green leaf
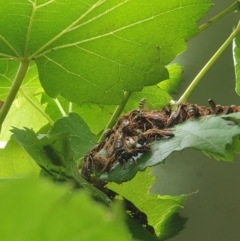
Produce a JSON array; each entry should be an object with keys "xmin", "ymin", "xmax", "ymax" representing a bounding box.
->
[
  {"xmin": 11, "ymin": 128, "xmax": 75, "ymax": 178},
  {"xmin": 99, "ymin": 113, "xmax": 240, "ymax": 183},
  {"xmin": 0, "ymin": 177, "xmax": 130, "ymax": 241},
  {"xmin": 145, "ymin": 113, "xmax": 240, "ymax": 167},
  {"xmin": 42, "ymin": 89, "xmax": 171, "ymax": 138},
  {"xmin": 76, "ymin": 103, "xmax": 116, "ymax": 136},
  {"xmin": 125, "ymin": 86, "xmax": 172, "ymax": 111},
  {"xmin": 40, "ymin": 94, "xmax": 69, "ymax": 122},
  {"xmin": 1, "ymin": 92, "xmax": 48, "ymax": 141},
  {"xmin": 158, "ymin": 64, "xmax": 183, "ymax": 95},
  {"xmin": 0, "ymin": 62, "xmax": 49, "ymax": 141},
  {"xmin": 49, "ymin": 112, "xmax": 98, "ymax": 161},
  {"xmin": 0, "ymin": 138, "xmax": 39, "ymax": 177},
  {"xmin": 11, "ymin": 127, "xmax": 111, "ymax": 204},
  {"xmin": 108, "ymin": 168, "xmax": 189, "ymax": 238},
  {"xmin": 0, "ymin": 61, "xmax": 41, "ymax": 100},
  {"xmin": 77, "ymin": 86, "xmax": 171, "ymax": 136},
  {"xmin": 0, "ymin": 0, "xmax": 211, "ymax": 105},
  {"xmin": 0, "ymin": 60, "xmax": 19, "ymax": 100},
  {"xmin": 158, "ymin": 213, "xmax": 188, "ymax": 241},
  {"xmin": 232, "ymin": 136, "xmax": 240, "ymax": 154}
]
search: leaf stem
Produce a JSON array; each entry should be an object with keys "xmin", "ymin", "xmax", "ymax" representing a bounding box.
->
[
  {"xmin": 0, "ymin": 61, "xmax": 29, "ymax": 130},
  {"xmin": 98, "ymin": 91, "xmax": 132, "ymax": 142},
  {"xmin": 19, "ymin": 88, "xmax": 54, "ymax": 125},
  {"xmin": 53, "ymin": 98, "xmax": 67, "ymax": 116},
  {"xmin": 69, "ymin": 102, "xmax": 73, "ymax": 113},
  {"xmin": 199, "ymin": 1, "xmax": 240, "ymax": 32},
  {"xmin": 178, "ymin": 21, "xmax": 240, "ymax": 104}
]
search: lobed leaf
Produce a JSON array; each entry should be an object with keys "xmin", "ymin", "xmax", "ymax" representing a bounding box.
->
[{"xmin": 0, "ymin": 0, "xmax": 212, "ymax": 105}]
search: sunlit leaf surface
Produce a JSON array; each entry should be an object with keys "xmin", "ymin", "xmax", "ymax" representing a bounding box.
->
[{"xmin": 0, "ymin": 139, "xmax": 39, "ymax": 177}]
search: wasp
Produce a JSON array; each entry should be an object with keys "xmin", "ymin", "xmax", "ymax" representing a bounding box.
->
[
  {"xmin": 81, "ymin": 152, "xmax": 94, "ymax": 180},
  {"xmin": 185, "ymin": 104, "xmax": 202, "ymax": 119},
  {"xmin": 166, "ymin": 104, "xmax": 183, "ymax": 127},
  {"xmin": 124, "ymin": 136, "xmax": 137, "ymax": 148},
  {"xmin": 103, "ymin": 128, "xmax": 114, "ymax": 139},
  {"xmin": 115, "ymin": 148, "xmax": 135, "ymax": 165},
  {"xmin": 224, "ymin": 105, "xmax": 239, "ymax": 114},
  {"xmin": 208, "ymin": 99, "xmax": 224, "ymax": 114},
  {"xmin": 138, "ymin": 98, "xmax": 146, "ymax": 113},
  {"xmin": 162, "ymin": 104, "xmax": 172, "ymax": 116},
  {"xmin": 114, "ymin": 131, "xmax": 124, "ymax": 150},
  {"xmin": 100, "ymin": 130, "xmax": 125, "ymax": 171},
  {"xmin": 139, "ymin": 110, "xmax": 167, "ymax": 129},
  {"xmin": 138, "ymin": 128, "xmax": 174, "ymax": 144},
  {"xmin": 116, "ymin": 145, "xmax": 150, "ymax": 165},
  {"xmin": 208, "ymin": 98, "xmax": 217, "ymax": 113}
]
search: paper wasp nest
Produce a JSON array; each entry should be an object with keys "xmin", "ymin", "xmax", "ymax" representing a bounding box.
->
[{"xmin": 81, "ymin": 99, "xmax": 240, "ymax": 181}]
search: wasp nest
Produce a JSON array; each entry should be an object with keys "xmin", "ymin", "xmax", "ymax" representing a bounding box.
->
[{"xmin": 81, "ymin": 99, "xmax": 240, "ymax": 181}]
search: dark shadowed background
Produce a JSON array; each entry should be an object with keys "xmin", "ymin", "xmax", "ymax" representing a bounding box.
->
[{"xmin": 151, "ymin": 1, "xmax": 240, "ymax": 240}]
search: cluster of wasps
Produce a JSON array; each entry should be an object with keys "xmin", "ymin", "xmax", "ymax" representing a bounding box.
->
[
  {"xmin": 80, "ymin": 98, "xmax": 240, "ymax": 236},
  {"xmin": 81, "ymin": 98, "xmax": 240, "ymax": 181}
]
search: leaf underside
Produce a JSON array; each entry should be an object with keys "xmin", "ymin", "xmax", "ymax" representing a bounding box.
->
[{"xmin": 0, "ymin": 0, "xmax": 212, "ymax": 105}]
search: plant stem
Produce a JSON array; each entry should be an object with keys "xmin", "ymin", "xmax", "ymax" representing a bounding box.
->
[
  {"xmin": 199, "ymin": 1, "xmax": 240, "ymax": 32},
  {"xmin": 178, "ymin": 21, "xmax": 240, "ymax": 104},
  {"xmin": 98, "ymin": 91, "xmax": 132, "ymax": 142},
  {"xmin": 53, "ymin": 98, "xmax": 67, "ymax": 116},
  {"xmin": 0, "ymin": 61, "xmax": 29, "ymax": 130},
  {"xmin": 69, "ymin": 102, "xmax": 73, "ymax": 113},
  {"xmin": 19, "ymin": 88, "xmax": 54, "ymax": 125}
]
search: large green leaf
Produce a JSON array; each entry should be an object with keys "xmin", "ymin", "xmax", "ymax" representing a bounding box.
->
[
  {"xmin": 100, "ymin": 113, "xmax": 240, "ymax": 183},
  {"xmin": 0, "ymin": 177, "xmax": 130, "ymax": 241},
  {"xmin": 0, "ymin": 0, "xmax": 212, "ymax": 105}
]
